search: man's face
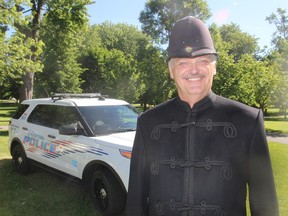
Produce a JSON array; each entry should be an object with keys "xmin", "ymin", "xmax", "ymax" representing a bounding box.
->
[{"xmin": 169, "ymin": 54, "xmax": 217, "ymax": 104}]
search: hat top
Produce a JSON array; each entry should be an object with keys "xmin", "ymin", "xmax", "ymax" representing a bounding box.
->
[{"xmin": 167, "ymin": 16, "xmax": 217, "ymax": 60}]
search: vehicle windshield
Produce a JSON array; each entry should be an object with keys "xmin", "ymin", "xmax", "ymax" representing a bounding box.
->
[{"xmin": 78, "ymin": 105, "xmax": 139, "ymax": 135}]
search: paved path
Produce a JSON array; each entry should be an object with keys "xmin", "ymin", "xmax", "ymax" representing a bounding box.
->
[
  {"xmin": 1, "ymin": 125, "xmax": 288, "ymax": 144},
  {"xmin": 0, "ymin": 126, "xmax": 8, "ymax": 131},
  {"xmin": 267, "ymin": 135, "xmax": 288, "ymax": 145}
]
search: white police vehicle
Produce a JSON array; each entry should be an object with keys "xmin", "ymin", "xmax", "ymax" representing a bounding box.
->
[{"xmin": 8, "ymin": 93, "xmax": 139, "ymax": 216}]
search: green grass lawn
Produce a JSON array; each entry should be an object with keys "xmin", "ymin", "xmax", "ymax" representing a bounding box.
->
[
  {"xmin": 265, "ymin": 120, "xmax": 288, "ymax": 134},
  {"xmin": 1, "ymin": 102, "xmax": 287, "ymax": 215},
  {"xmin": 269, "ymin": 142, "xmax": 288, "ymax": 215},
  {"xmin": 0, "ymin": 132, "xmax": 99, "ymax": 216},
  {"xmin": 1, "ymin": 132, "xmax": 287, "ymax": 215},
  {"xmin": 0, "ymin": 102, "xmax": 17, "ymax": 127}
]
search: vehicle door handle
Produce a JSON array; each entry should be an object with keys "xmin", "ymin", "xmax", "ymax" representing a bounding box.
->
[
  {"xmin": 22, "ymin": 127, "xmax": 28, "ymax": 131},
  {"xmin": 48, "ymin": 134, "xmax": 56, "ymax": 139}
]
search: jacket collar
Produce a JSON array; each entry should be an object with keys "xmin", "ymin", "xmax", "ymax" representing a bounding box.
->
[{"xmin": 174, "ymin": 91, "xmax": 216, "ymax": 112}]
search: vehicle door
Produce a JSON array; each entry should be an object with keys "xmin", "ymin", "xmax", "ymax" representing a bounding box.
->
[
  {"xmin": 24, "ymin": 104, "xmax": 85, "ymax": 176},
  {"xmin": 24, "ymin": 104, "xmax": 61, "ymax": 167}
]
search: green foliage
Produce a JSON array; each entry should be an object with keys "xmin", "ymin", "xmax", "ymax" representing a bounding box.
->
[
  {"xmin": 0, "ymin": 0, "xmax": 93, "ymax": 100},
  {"xmin": 95, "ymin": 22, "xmax": 147, "ymax": 56},
  {"xmin": 210, "ymin": 23, "xmax": 280, "ymax": 112},
  {"xmin": 266, "ymin": 8, "xmax": 288, "ymax": 46},
  {"xmin": 237, "ymin": 55, "xmax": 280, "ymax": 109},
  {"xmin": 45, "ymin": 0, "xmax": 91, "ymax": 31},
  {"xmin": 266, "ymin": 8, "xmax": 288, "ymax": 117},
  {"xmin": 139, "ymin": 0, "xmax": 211, "ymax": 44},
  {"xmin": 5, "ymin": 32, "xmax": 43, "ymax": 78},
  {"xmin": 0, "ymin": 1, "xmax": 43, "ymax": 90},
  {"xmin": 1, "ymin": 0, "xmax": 45, "ymax": 101},
  {"xmin": 269, "ymin": 51, "xmax": 288, "ymax": 117},
  {"xmin": 214, "ymin": 52, "xmax": 281, "ymax": 111},
  {"xmin": 0, "ymin": 0, "xmax": 31, "ymax": 29},
  {"xmin": 33, "ymin": 0, "xmax": 93, "ymax": 97},
  {"xmin": 137, "ymin": 44, "xmax": 172, "ymax": 108},
  {"xmin": 79, "ymin": 23, "xmax": 141, "ymax": 101},
  {"xmin": 1, "ymin": 1, "xmax": 287, "ymax": 114},
  {"xmin": 79, "ymin": 22, "xmax": 171, "ymax": 104},
  {"xmin": 218, "ymin": 23, "xmax": 260, "ymax": 61},
  {"xmin": 0, "ymin": 31, "xmax": 43, "ymax": 99}
]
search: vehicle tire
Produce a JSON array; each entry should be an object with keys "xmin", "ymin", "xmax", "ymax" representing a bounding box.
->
[
  {"xmin": 12, "ymin": 144, "xmax": 31, "ymax": 174},
  {"xmin": 88, "ymin": 168, "xmax": 126, "ymax": 216}
]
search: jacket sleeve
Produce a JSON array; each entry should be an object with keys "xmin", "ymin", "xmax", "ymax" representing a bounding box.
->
[
  {"xmin": 248, "ymin": 110, "xmax": 279, "ymax": 216},
  {"xmin": 126, "ymin": 119, "xmax": 149, "ymax": 216}
]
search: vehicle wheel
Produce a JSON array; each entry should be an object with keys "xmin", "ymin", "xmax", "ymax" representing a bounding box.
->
[
  {"xmin": 88, "ymin": 169, "xmax": 126, "ymax": 216},
  {"xmin": 12, "ymin": 144, "xmax": 31, "ymax": 174}
]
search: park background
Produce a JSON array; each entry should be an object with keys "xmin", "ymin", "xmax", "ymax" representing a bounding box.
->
[{"xmin": 0, "ymin": 0, "xmax": 288, "ymax": 215}]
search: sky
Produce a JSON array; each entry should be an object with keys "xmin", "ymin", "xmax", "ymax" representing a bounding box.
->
[{"xmin": 87, "ymin": 0, "xmax": 288, "ymax": 49}]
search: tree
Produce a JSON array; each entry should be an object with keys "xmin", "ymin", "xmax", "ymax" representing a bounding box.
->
[
  {"xmin": 266, "ymin": 8, "xmax": 288, "ymax": 46},
  {"xmin": 139, "ymin": 0, "xmax": 211, "ymax": 44},
  {"xmin": 137, "ymin": 43, "xmax": 172, "ymax": 110},
  {"xmin": 12, "ymin": 0, "xmax": 45, "ymax": 101},
  {"xmin": 210, "ymin": 24, "xmax": 280, "ymax": 112},
  {"xmin": 275, "ymin": 74, "xmax": 288, "ymax": 118},
  {"xmin": 79, "ymin": 22, "xmax": 172, "ymax": 105},
  {"xmin": 237, "ymin": 55, "xmax": 280, "ymax": 112},
  {"xmin": 0, "ymin": 0, "xmax": 44, "ymax": 100},
  {"xmin": 34, "ymin": 0, "xmax": 92, "ymax": 97},
  {"xmin": 1, "ymin": 32, "xmax": 43, "ymax": 99},
  {"xmin": 266, "ymin": 8, "xmax": 288, "ymax": 117},
  {"xmin": 79, "ymin": 23, "xmax": 144, "ymax": 102},
  {"xmin": 266, "ymin": 50, "xmax": 288, "ymax": 118},
  {"xmin": 218, "ymin": 23, "xmax": 260, "ymax": 61},
  {"xmin": 1, "ymin": 0, "xmax": 92, "ymax": 101}
]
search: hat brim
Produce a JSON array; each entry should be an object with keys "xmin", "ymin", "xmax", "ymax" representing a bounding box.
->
[{"xmin": 167, "ymin": 48, "xmax": 218, "ymax": 62}]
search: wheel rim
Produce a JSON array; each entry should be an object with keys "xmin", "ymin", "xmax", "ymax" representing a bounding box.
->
[
  {"xmin": 14, "ymin": 152, "xmax": 23, "ymax": 169},
  {"xmin": 94, "ymin": 178, "xmax": 108, "ymax": 211}
]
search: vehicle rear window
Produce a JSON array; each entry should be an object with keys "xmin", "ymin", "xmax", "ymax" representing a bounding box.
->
[
  {"xmin": 27, "ymin": 104, "xmax": 80, "ymax": 129},
  {"xmin": 12, "ymin": 104, "xmax": 30, "ymax": 119}
]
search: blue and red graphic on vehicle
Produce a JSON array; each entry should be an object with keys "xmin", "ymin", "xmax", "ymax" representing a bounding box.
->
[{"xmin": 23, "ymin": 134, "xmax": 108, "ymax": 159}]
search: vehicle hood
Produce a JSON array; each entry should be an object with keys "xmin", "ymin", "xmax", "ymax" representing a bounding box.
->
[{"xmin": 93, "ymin": 131, "xmax": 136, "ymax": 149}]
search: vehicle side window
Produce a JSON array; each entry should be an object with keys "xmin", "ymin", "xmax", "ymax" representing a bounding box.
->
[
  {"xmin": 55, "ymin": 106, "xmax": 80, "ymax": 127},
  {"xmin": 12, "ymin": 104, "xmax": 30, "ymax": 119},
  {"xmin": 27, "ymin": 105, "xmax": 55, "ymax": 127},
  {"xmin": 27, "ymin": 105, "xmax": 80, "ymax": 129}
]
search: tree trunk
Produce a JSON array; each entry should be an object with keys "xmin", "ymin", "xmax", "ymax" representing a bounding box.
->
[
  {"xmin": 19, "ymin": 72, "xmax": 34, "ymax": 102},
  {"xmin": 16, "ymin": 0, "xmax": 44, "ymax": 102}
]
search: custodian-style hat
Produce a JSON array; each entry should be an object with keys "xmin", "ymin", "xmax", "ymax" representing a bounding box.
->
[{"xmin": 167, "ymin": 16, "xmax": 217, "ymax": 60}]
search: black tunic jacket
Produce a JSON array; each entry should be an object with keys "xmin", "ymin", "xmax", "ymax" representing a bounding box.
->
[{"xmin": 126, "ymin": 92, "xmax": 279, "ymax": 216}]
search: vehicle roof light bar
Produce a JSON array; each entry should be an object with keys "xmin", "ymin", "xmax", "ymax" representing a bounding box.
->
[{"xmin": 52, "ymin": 93, "xmax": 106, "ymax": 100}]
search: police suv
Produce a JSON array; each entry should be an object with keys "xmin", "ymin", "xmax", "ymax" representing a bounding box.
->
[{"xmin": 8, "ymin": 93, "xmax": 139, "ymax": 216}]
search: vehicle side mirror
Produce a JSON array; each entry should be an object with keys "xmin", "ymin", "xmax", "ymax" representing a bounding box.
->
[{"xmin": 59, "ymin": 124, "xmax": 84, "ymax": 135}]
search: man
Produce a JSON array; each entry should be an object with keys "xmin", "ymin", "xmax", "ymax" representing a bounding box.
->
[{"xmin": 126, "ymin": 16, "xmax": 279, "ymax": 216}]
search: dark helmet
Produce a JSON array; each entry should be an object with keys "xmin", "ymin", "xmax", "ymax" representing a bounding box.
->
[{"xmin": 167, "ymin": 16, "xmax": 217, "ymax": 61}]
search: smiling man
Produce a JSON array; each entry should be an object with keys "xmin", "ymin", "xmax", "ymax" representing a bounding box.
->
[
  {"xmin": 168, "ymin": 54, "xmax": 217, "ymax": 107},
  {"xmin": 126, "ymin": 16, "xmax": 279, "ymax": 216}
]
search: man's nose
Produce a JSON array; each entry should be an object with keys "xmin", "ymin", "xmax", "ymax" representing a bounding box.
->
[{"xmin": 189, "ymin": 61, "xmax": 198, "ymax": 73}]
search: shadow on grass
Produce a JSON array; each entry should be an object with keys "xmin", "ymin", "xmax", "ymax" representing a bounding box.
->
[
  {"xmin": 0, "ymin": 130, "xmax": 8, "ymax": 137},
  {"xmin": 0, "ymin": 102, "xmax": 17, "ymax": 107},
  {"xmin": 0, "ymin": 158, "xmax": 10, "ymax": 168},
  {"xmin": 266, "ymin": 129, "xmax": 288, "ymax": 137},
  {"xmin": 0, "ymin": 158, "xmax": 100, "ymax": 216},
  {"xmin": 0, "ymin": 110, "xmax": 16, "ymax": 118},
  {"xmin": 265, "ymin": 117, "xmax": 288, "ymax": 122}
]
